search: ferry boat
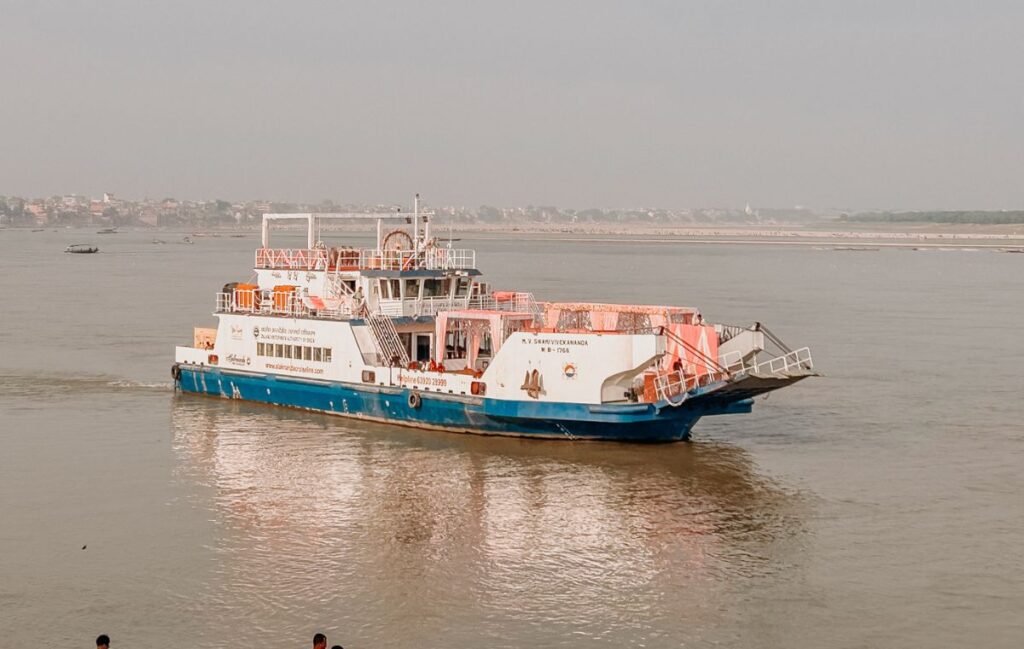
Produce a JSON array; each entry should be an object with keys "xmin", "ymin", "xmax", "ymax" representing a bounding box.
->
[{"xmin": 172, "ymin": 197, "xmax": 817, "ymax": 442}]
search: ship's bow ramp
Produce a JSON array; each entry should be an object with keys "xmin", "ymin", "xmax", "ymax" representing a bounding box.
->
[{"xmin": 701, "ymin": 323, "xmax": 819, "ymax": 405}]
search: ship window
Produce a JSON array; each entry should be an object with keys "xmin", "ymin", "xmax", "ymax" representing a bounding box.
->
[
  {"xmin": 455, "ymin": 278, "xmax": 471, "ymax": 297},
  {"xmin": 313, "ymin": 347, "xmax": 323, "ymax": 362},
  {"xmin": 274, "ymin": 343, "xmax": 284, "ymax": 357},
  {"xmin": 423, "ymin": 279, "xmax": 448, "ymax": 297},
  {"xmin": 303, "ymin": 346, "xmax": 312, "ymax": 361},
  {"xmin": 390, "ymin": 279, "xmax": 401, "ymax": 298},
  {"xmin": 292, "ymin": 345, "xmax": 302, "ymax": 359},
  {"xmin": 257, "ymin": 342, "xmax": 265, "ymax": 356},
  {"xmin": 324, "ymin": 348, "xmax": 332, "ymax": 362},
  {"xmin": 404, "ymin": 279, "xmax": 420, "ymax": 299},
  {"xmin": 283, "ymin": 345, "xmax": 292, "ymax": 359}
]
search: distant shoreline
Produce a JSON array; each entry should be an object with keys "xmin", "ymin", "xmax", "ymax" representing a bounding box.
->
[{"xmin": 6, "ymin": 221, "xmax": 1024, "ymax": 249}]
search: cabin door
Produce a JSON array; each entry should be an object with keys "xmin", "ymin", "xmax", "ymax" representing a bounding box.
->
[{"xmin": 413, "ymin": 334, "xmax": 432, "ymax": 362}]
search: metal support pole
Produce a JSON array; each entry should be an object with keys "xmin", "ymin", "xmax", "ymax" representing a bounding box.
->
[{"xmin": 413, "ymin": 193, "xmax": 420, "ymax": 253}]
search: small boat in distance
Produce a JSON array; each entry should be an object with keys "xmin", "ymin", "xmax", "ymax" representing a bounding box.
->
[
  {"xmin": 65, "ymin": 244, "xmax": 99, "ymax": 254},
  {"xmin": 96, "ymin": 227, "xmax": 118, "ymax": 234}
]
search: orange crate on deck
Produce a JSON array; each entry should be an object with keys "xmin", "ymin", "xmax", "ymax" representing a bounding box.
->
[
  {"xmin": 234, "ymin": 283, "xmax": 258, "ymax": 309},
  {"xmin": 273, "ymin": 285, "xmax": 296, "ymax": 310}
]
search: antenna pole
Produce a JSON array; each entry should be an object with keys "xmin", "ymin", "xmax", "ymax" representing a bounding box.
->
[{"xmin": 413, "ymin": 193, "xmax": 420, "ymax": 253}]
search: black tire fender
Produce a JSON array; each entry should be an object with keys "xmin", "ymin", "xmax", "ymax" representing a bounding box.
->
[{"xmin": 408, "ymin": 391, "xmax": 422, "ymax": 409}]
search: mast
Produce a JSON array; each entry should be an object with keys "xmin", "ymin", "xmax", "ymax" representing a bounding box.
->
[{"xmin": 413, "ymin": 193, "xmax": 420, "ymax": 254}]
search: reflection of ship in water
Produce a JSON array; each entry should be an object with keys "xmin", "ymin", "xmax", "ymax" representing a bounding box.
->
[{"xmin": 171, "ymin": 397, "xmax": 805, "ymax": 636}]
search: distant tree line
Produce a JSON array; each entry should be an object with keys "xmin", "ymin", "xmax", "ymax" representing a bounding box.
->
[{"xmin": 842, "ymin": 211, "xmax": 1024, "ymax": 224}]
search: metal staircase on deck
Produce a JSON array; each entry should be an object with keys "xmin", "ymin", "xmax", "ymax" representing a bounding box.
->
[
  {"xmin": 367, "ymin": 313, "xmax": 409, "ymax": 366},
  {"xmin": 327, "ymin": 271, "xmax": 355, "ymax": 300}
]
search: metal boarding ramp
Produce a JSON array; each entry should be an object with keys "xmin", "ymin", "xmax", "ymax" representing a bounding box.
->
[
  {"xmin": 655, "ymin": 323, "xmax": 818, "ymax": 406},
  {"xmin": 693, "ymin": 347, "xmax": 818, "ymax": 405}
]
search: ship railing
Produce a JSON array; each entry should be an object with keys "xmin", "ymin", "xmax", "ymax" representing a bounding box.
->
[
  {"xmin": 216, "ymin": 290, "xmax": 357, "ymax": 320},
  {"xmin": 375, "ymin": 300, "xmax": 405, "ymax": 317},
  {"xmin": 254, "ymin": 246, "xmax": 477, "ymax": 272},
  {"xmin": 719, "ymin": 350, "xmax": 746, "ymax": 372},
  {"xmin": 358, "ymin": 249, "xmax": 416, "ymax": 271},
  {"xmin": 653, "ymin": 368, "xmax": 726, "ymax": 403},
  {"xmin": 426, "ymin": 247, "xmax": 476, "ymax": 270},
  {"xmin": 255, "ymin": 248, "xmax": 329, "ymax": 270},
  {"xmin": 406, "ymin": 292, "xmax": 540, "ymax": 317},
  {"xmin": 412, "ymin": 295, "xmax": 472, "ymax": 316},
  {"xmin": 721, "ymin": 347, "xmax": 814, "ymax": 375},
  {"xmin": 468, "ymin": 292, "xmax": 540, "ymax": 314},
  {"xmin": 357, "ymin": 248, "xmax": 477, "ymax": 271}
]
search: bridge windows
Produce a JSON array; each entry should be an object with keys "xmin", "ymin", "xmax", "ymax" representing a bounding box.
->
[
  {"xmin": 404, "ymin": 278, "xmax": 421, "ymax": 299},
  {"xmin": 423, "ymin": 278, "xmax": 450, "ymax": 297}
]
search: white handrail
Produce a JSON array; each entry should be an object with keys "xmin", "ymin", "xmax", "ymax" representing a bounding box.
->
[
  {"xmin": 652, "ymin": 368, "xmax": 725, "ymax": 403},
  {"xmin": 721, "ymin": 347, "xmax": 814, "ymax": 375},
  {"xmin": 254, "ymin": 247, "xmax": 476, "ymax": 271}
]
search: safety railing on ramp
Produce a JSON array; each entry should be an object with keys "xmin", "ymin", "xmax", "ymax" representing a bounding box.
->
[{"xmin": 721, "ymin": 347, "xmax": 814, "ymax": 375}]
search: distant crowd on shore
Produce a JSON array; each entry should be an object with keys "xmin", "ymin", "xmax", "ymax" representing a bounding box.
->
[{"xmin": 94, "ymin": 631, "xmax": 344, "ymax": 648}]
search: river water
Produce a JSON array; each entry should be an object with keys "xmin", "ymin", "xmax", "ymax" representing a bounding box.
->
[{"xmin": 1, "ymin": 229, "xmax": 1021, "ymax": 648}]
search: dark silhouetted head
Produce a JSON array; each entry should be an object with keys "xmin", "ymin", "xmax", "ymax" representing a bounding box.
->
[
  {"xmin": 96, "ymin": 635, "xmax": 110, "ymax": 649},
  {"xmin": 313, "ymin": 633, "xmax": 327, "ymax": 649}
]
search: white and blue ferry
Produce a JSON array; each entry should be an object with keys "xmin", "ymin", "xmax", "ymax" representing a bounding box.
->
[{"xmin": 172, "ymin": 197, "xmax": 816, "ymax": 442}]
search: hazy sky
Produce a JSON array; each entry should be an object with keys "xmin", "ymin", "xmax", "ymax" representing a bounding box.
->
[{"xmin": 2, "ymin": 1, "xmax": 1022, "ymax": 210}]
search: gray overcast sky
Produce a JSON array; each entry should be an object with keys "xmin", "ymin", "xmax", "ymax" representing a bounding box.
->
[{"xmin": 2, "ymin": 0, "xmax": 1022, "ymax": 210}]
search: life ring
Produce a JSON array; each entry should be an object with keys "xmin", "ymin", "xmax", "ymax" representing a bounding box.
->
[
  {"xmin": 171, "ymin": 363, "xmax": 182, "ymax": 381},
  {"xmin": 408, "ymin": 391, "xmax": 422, "ymax": 409}
]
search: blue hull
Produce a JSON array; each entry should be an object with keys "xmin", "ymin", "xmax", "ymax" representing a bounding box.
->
[{"xmin": 173, "ymin": 365, "xmax": 751, "ymax": 442}]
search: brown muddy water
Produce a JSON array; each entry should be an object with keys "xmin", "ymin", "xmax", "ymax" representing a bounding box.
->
[{"xmin": 1, "ymin": 229, "xmax": 1022, "ymax": 647}]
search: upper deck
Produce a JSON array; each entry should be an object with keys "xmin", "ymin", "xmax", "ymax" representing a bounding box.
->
[{"xmin": 254, "ymin": 246, "xmax": 476, "ymax": 273}]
